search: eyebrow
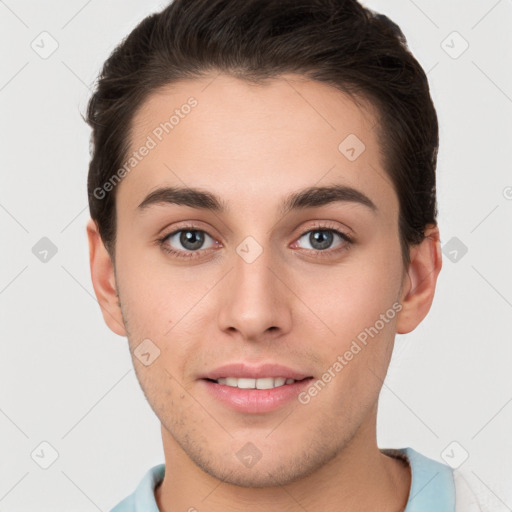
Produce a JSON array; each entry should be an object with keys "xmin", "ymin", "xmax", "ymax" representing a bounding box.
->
[{"xmin": 137, "ymin": 184, "xmax": 377, "ymax": 215}]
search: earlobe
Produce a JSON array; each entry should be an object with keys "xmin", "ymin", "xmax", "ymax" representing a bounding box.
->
[
  {"xmin": 86, "ymin": 218, "xmax": 127, "ymax": 337},
  {"xmin": 395, "ymin": 224, "xmax": 443, "ymax": 335}
]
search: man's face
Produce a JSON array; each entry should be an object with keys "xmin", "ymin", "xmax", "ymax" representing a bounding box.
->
[{"xmin": 111, "ymin": 74, "xmax": 407, "ymax": 486}]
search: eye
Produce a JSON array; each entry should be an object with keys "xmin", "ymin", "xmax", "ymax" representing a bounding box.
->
[
  {"xmin": 158, "ymin": 227, "xmax": 218, "ymax": 258},
  {"xmin": 156, "ymin": 223, "xmax": 353, "ymax": 260},
  {"xmin": 295, "ymin": 226, "xmax": 352, "ymax": 254}
]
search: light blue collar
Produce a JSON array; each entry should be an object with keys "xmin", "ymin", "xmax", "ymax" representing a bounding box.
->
[{"xmin": 383, "ymin": 447, "xmax": 456, "ymax": 512}]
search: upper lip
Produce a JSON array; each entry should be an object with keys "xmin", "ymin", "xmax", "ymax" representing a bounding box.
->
[{"xmin": 200, "ymin": 363, "xmax": 312, "ymax": 381}]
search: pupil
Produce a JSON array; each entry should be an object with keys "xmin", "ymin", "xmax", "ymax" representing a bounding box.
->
[
  {"xmin": 310, "ymin": 230, "xmax": 332, "ymax": 250},
  {"xmin": 181, "ymin": 230, "xmax": 204, "ymax": 250}
]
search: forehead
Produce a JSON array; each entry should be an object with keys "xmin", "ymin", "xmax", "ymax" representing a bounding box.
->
[{"xmin": 119, "ymin": 73, "xmax": 397, "ymax": 218}]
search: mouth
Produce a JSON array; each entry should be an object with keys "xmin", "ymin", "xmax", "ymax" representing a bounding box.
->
[
  {"xmin": 200, "ymin": 375, "xmax": 315, "ymax": 414},
  {"xmin": 198, "ymin": 362, "xmax": 315, "ymax": 413}
]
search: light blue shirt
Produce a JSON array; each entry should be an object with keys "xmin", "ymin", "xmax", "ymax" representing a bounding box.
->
[{"xmin": 110, "ymin": 447, "xmax": 455, "ymax": 511}]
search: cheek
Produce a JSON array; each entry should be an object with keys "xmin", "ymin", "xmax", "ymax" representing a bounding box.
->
[
  {"xmin": 115, "ymin": 248, "xmax": 185, "ymax": 328},
  {"xmin": 289, "ymin": 250, "xmax": 403, "ymax": 393},
  {"xmin": 294, "ymin": 268, "xmax": 400, "ymax": 414},
  {"xmin": 115, "ymin": 251, "xmax": 214, "ymax": 365},
  {"xmin": 297, "ymin": 251, "xmax": 402, "ymax": 335}
]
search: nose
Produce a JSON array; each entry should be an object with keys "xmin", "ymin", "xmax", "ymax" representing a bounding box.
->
[{"xmin": 216, "ymin": 241, "xmax": 293, "ymax": 343}]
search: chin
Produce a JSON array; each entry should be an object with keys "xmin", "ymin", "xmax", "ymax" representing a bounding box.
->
[{"xmin": 190, "ymin": 443, "xmax": 338, "ymax": 489}]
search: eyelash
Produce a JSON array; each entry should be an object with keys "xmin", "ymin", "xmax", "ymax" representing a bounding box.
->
[{"xmin": 156, "ymin": 222, "xmax": 354, "ymax": 260}]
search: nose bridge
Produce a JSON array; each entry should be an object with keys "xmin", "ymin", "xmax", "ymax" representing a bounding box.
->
[{"xmin": 217, "ymin": 236, "xmax": 291, "ymax": 339}]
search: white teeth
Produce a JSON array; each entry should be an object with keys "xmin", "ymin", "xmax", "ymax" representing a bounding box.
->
[
  {"xmin": 256, "ymin": 377, "xmax": 275, "ymax": 389},
  {"xmin": 237, "ymin": 378, "xmax": 256, "ymax": 389},
  {"xmin": 216, "ymin": 377, "xmax": 297, "ymax": 389},
  {"xmin": 225, "ymin": 377, "xmax": 238, "ymax": 387},
  {"xmin": 273, "ymin": 377, "xmax": 286, "ymax": 387}
]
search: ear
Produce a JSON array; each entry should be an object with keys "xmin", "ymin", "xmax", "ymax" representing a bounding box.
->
[
  {"xmin": 395, "ymin": 224, "xmax": 442, "ymax": 334},
  {"xmin": 86, "ymin": 218, "xmax": 127, "ymax": 337}
]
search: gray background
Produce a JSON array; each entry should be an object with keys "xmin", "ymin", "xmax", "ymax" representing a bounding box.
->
[{"xmin": 0, "ymin": 0, "xmax": 511, "ymax": 510}]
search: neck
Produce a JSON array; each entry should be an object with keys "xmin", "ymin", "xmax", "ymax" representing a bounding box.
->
[{"xmin": 155, "ymin": 414, "xmax": 411, "ymax": 512}]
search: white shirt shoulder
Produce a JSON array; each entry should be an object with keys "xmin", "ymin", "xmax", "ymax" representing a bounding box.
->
[{"xmin": 454, "ymin": 469, "xmax": 509, "ymax": 512}]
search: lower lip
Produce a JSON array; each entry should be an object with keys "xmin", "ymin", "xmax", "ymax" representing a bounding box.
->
[{"xmin": 200, "ymin": 378, "xmax": 314, "ymax": 413}]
